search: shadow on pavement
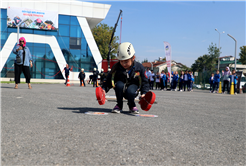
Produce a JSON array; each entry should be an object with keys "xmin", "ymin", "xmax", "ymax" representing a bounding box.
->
[{"xmin": 57, "ymin": 107, "xmax": 135, "ymax": 116}]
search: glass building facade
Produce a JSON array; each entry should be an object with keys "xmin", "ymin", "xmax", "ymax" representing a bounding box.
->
[{"xmin": 0, "ymin": 9, "xmax": 97, "ymax": 79}]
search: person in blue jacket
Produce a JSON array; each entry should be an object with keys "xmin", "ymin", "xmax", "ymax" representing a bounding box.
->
[
  {"xmin": 179, "ymin": 71, "xmax": 184, "ymax": 92},
  {"xmin": 13, "ymin": 37, "xmax": 33, "ymax": 89},
  {"xmin": 187, "ymin": 71, "xmax": 192, "ymax": 91},
  {"xmin": 229, "ymin": 69, "xmax": 238, "ymax": 95},
  {"xmin": 209, "ymin": 73, "xmax": 214, "ymax": 93},
  {"xmin": 172, "ymin": 71, "xmax": 179, "ymax": 91},
  {"xmin": 190, "ymin": 71, "xmax": 194, "ymax": 91},
  {"xmin": 102, "ymin": 42, "xmax": 149, "ymax": 114},
  {"xmin": 213, "ymin": 70, "xmax": 221, "ymax": 93},
  {"xmin": 162, "ymin": 72, "xmax": 167, "ymax": 91}
]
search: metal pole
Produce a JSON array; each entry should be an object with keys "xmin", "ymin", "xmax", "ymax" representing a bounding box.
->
[
  {"xmin": 227, "ymin": 34, "xmax": 237, "ymax": 71},
  {"xmin": 218, "ymin": 32, "xmax": 220, "ymax": 70},
  {"xmin": 17, "ymin": 25, "xmax": 19, "ymax": 44},
  {"xmin": 215, "ymin": 29, "xmax": 224, "ymax": 70}
]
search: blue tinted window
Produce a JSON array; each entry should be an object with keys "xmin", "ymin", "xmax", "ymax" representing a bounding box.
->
[
  {"xmin": 81, "ymin": 38, "xmax": 87, "ymax": 50},
  {"xmin": 1, "ymin": 9, "xmax": 7, "ymax": 19},
  {"xmin": 20, "ymin": 28, "xmax": 33, "ymax": 34},
  {"xmin": 1, "ymin": 32, "xmax": 8, "ymax": 41},
  {"xmin": 8, "ymin": 27, "xmax": 17, "ymax": 33},
  {"xmin": 46, "ymin": 31, "xmax": 57, "ymax": 36},
  {"xmin": 34, "ymin": 29, "xmax": 45, "ymax": 35},
  {"xmin": 45, "ymin": 47, "xmax": 55, "ymax": 60},
  {"xmin": 70, "ymin": 49, "xmax": 80, "ymax": 61},
  {"xmin": 1, "ymin": 19, "xmax": 7, "ymax": 32},
  {"xmin": 70, "ymin": 26, "xmax": 81, "ymax": 38},
  {"xmin": 25, "ymin": 42, "xmax": 34, "ymax": 48},
  {"xmin": 58, "ymin": 24, "xmax": 69, "ymax": 36},
  {"xmin": 70, "ymin": 16, "xmax": 79, "ymax": 26},
  {"xmin": 59, "ymin": 15, "xmax": 70, "ymax": 25},
  {"xmin": 58, "ymin": 36, "xmax": 69, "ymax": 49},
  {"xmin": 33, "ymin": 43, "xmax": 46, "ymax": 48}
]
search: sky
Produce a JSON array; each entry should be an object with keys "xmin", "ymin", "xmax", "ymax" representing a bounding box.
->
[{"xmin": 85, "ymin": 0, "xmax": 245, "ymax": 67}]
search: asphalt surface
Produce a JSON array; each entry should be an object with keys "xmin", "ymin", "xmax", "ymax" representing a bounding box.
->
[{"xmin": 1, "ymin": 83, "xmax": 245, "ymax": 165}]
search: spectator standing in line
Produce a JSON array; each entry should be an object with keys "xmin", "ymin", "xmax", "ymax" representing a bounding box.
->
[
  {"xmin": 213, "ymin": 70, "xmax": 221, "ymax": 93},
  {"xmin": 222, "ymin": 67, "xmax": 231, "ymax": 94},
  {"xmin": 149, "ymin": 70, "xmax": 155, "ymax": 90}
]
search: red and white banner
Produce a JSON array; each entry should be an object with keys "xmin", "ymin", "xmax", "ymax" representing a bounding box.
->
[
  {"xmin": 7, "ymin": 6, "xmax": 58, "ymax": 30},
  {"xmin": 164, "ymin": 41, "xmax": 171, "ymax": 77}
]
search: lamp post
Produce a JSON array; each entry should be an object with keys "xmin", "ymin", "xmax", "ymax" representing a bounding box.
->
[
  {"xmin": 227, "ymin": 34, "xmax": 237, "ymax": 71},
  {"xmin": 215, "ymin": 28, "xmax": 225, "ymax": 70}
]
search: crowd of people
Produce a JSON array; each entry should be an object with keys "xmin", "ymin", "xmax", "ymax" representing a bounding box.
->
[
  {"xmin": 209, "ymin": 67, "xmax": 238, "ymax": 95},
  {"xmin": 145, "ymin": 68, "xmax": 195, "ymax": 92}
]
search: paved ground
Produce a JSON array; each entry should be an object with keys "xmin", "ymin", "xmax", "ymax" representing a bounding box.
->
[{"xmin": 1, "ymin": 83, "xmax": 245, "ymax": 165}]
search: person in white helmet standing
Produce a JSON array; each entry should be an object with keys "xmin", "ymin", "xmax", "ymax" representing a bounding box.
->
[
  {"xmin": 78, "ymin": 68, "xmax": 86, "ymax": 87},
  {"xmin": 102, "ymin": 42, "xmax": 149, "ymax": 114},
  {"xmin": 92, "ymin": 68, "xmax": 99, "ymax": 87},
  {"xmin": 99, "ymin": 69, "xmax": 106, "ymax": 86}
]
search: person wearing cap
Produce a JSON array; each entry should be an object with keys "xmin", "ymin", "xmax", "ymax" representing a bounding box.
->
[
  {"xmin": 102, "ymin": 42, "xmax": 149, "ymax": 114},
  {"xmin": 92, "ymin": 68, "xmax": 99, "ymax": 87},
  {"xmin": 99, "ymin": 69, "xmax": 106, "ymax": 86},
  {"xmin": 13, "ymin": 37, "xmax": 33, "ymax": 89},
  {"xmin": 78, "ymin": 68, "xmax": 86, "ymax": 87}
]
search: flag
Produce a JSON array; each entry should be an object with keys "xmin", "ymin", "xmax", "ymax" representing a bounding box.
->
[{"xmin": 164, "ymin": 41, "xmax": 171, "ymax": 79}]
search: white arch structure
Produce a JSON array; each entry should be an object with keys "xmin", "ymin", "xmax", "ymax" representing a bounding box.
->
[{"xmin": 0, "ymin": 17, "xmax": 102, "ymax": 80}]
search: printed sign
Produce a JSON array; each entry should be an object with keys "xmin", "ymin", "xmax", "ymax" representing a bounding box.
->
[
  {"xmin": 7, "ymin": 6, "xmax": 58, "ymax": 30},
  {"xmin": 135, "ymin": 114, "xmax": 158, "ymax": 118},
  {"xmin": 194, "ymin": 72, "xmax": 198, "ymax": 76},
  {"xmin": 85, "ymin": 112, "xmax": 108, "ymax": 115},
  {"xmin": 164, "ymin": 41, "xmax": 172, "ymax": 78}
]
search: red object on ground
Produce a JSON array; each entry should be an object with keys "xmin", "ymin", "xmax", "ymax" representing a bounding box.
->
[
  {"xmin": 101, "ymin": 59, "xmax": 119, "ymax": 72},
  {"xmin": 95, "ymin": 87, "xmax": 106, "ymax": 105},
  {"xmin": 66, "ymin": 76, "xmax": 70, "ymax": 87},
  {"xmin": 138, "ymin": 91, "xmax": 156, "ymax": 111}
]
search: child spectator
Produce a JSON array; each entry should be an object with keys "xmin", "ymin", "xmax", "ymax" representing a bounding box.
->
[
  {"xmin": 222, "ymin": 67, "xmax": 231, "ymax": 94},
  {"xmin": 155, "ymin": 71, "xmax": 161, "ymax": 90},
  {"xmin": 172, "ymin": 71, "xmax": 179, "ymax": 91},
  {"xmin": 162, "ymin": 72, "xmax": 167, "ymax": 91},
  {"xmin": 229, "ymin": 69, "xmax": 238, "ymax": 95},
  {"xmin": 160, "ymin": 70, "xmax": 164, "ymax": 90},
  {"xmin": 209, "ymin": 73, "xmax": 214, "ymax": 93},
  {"xmin": 213, "ymin": 70, "xmax": 221, "ymax": 93},
  {"xmin": 149, "ymin": 70, "xmax": 155, "ymax": 90},
  {"xmin": 179, "ymin": 71, "xmax": 184, "ymax": 92}
]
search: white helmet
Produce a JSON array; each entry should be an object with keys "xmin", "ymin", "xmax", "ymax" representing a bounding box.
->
[
  {"xmin": 94, "ymin": 68, "xmax": 96, "ymax": 71},
  {"xmin": 117, "ymin": 42, "xmax": 135, "ymax": 60},
  {"xmin": 101, "ymin": 69, "xmax": 104, "ymax": 72},
  {"xmin": 108, "ymin": 68, "xmax": 111, "ymax": 72},
  {"xmin": 81, "ymin": 68, "xmax": 84, "ymax": 71}
]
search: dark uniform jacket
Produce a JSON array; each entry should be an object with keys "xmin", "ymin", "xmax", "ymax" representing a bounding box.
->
[
  {"xmin": 92, "ymin": 70, "xmax": 99, "ymax": 81},
  {"xmin": 78, "ymin": 72, "xmax": 85, "ymax": 80},
  {"xmin": 102, "ymin": 61, "xmax": 149, "ymax": 95}
]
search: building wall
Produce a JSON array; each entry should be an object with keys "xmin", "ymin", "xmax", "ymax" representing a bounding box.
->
[{"xmin": 0, "ymin": 1, "xmax": 110, "ymax": 80}]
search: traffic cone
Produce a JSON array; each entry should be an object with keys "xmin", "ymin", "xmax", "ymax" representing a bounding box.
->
[
  {"xmin": 218, "ymin": 82, "xmax": 222, "ymax": 93},
  {"xmin": 82, "ymin": 82, "xmax": 84, "ymax": 87},
  {"xmin": 230, "ymin": 82, "xmax": 234, "ymax": 95},
  {"xmin": 66, "ymin": 76, "xmax": 70, "ymax": 87}
]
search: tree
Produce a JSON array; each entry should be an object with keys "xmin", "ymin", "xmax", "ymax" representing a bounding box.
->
[
  {"xmin": 191, "ymin": 43, "xmax": 220, "ymax": 72},
  {"xmin": 239, "ymin": 46, "xmax": 246, "ymax": 64},
  {"xmin": 141, "ymin": 58, "xmax": 148, "ymax": 63},
  {"xmin": 92, "ymin": 23, "xmax": 119, "ymax": 60}
]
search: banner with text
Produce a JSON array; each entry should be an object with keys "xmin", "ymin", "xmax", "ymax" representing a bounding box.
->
[
  {"xmin": 164, "ymin": 41, "xmax": 172, "ymax": 78},
  {"xmin": 7, "ymin": 6, "xmax": 58, "ymax": 30}
]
